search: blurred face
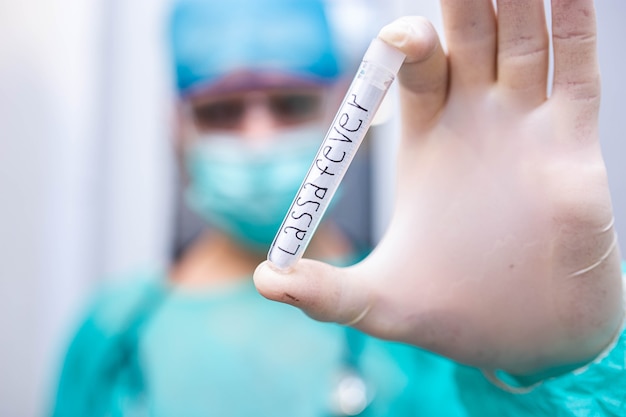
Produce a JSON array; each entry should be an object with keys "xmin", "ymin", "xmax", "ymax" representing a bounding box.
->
[
  {"xmin": 179, "ymin": 81, "xmax": 339, "ymax": 249},
  {"xmin": 182, "ymin": 85, "xmax": 329, "ymax": 145}
]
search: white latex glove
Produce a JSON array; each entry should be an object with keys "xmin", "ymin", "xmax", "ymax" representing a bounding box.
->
[{"xmin": 254, "ymin": 0, "xmax": 624, "ymax": 376}]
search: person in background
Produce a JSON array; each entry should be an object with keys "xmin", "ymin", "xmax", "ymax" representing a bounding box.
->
[{"xmin": 50, "ymin": 0, "xmax": 466, "ymax": 416}]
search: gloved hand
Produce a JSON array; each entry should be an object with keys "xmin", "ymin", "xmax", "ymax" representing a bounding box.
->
[{"xmin": 254, "ymin": 0, "xmax": 624, "ymax": 376}]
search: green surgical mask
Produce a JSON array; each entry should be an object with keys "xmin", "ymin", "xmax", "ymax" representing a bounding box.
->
[{"xmin": 185, "ymin": 126, "xmax": 323, "ymax": 251}]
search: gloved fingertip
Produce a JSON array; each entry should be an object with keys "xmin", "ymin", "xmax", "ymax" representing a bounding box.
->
[
  {"xmin": 378, "ymin": 16, "xmax": 439, "ymax": 64},
  {"xmin": 378, "ymin": 17, "xmax": 415, "ymax": 48},
  {"xmin": 253, "ymin": 260, "xmax": 292, "ymax": 302}
]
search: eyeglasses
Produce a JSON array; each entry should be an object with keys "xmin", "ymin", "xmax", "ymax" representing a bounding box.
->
[{"xmin": 190, "ymin": 89, "xmax": 325, "ymax": 131}]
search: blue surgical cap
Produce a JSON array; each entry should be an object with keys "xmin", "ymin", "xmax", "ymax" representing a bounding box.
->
[{"xmin": 168, "ymin": 0, "xmax": 343, "ymax": 96}]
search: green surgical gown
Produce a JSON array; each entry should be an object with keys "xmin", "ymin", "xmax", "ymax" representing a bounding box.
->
[{"xmin": 51, "ymin": 270, "xmax": 467, "ymax": 417}]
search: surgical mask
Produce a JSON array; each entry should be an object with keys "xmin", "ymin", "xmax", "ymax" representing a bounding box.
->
[{"xmin": 184, "ymin": 126, "xmax": 324, "ymax": 250}]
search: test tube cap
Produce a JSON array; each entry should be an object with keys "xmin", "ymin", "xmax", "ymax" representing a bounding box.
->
[{"xmin": 363, "ymin": 37, "xmax": 406, "ymax": 76}]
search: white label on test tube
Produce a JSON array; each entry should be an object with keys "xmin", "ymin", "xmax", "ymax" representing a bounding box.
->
[{"xmin": 267, "ymin": 38, "xmax": 406, "ymax": 272}]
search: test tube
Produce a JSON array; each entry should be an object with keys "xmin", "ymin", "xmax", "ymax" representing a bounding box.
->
[{"xmin": 267, "ymin": 38, "xmax": 406, "ymax": 272}]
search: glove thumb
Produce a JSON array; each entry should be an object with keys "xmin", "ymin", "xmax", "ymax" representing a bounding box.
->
[{"xmin": 253, "ymin": 259, "xmax": 372, "ymax": 326}]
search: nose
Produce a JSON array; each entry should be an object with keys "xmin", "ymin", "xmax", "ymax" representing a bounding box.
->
[{"xmin": 240, "ymin": 94, "xmax": 278, "ymax": 146}]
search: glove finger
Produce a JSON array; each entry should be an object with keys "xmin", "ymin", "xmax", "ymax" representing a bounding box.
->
[
  {"xmin": 379, "ymin": 16, "xmax": 449, "ymax": 133},
  {"xmin": 253, "ymin": 259, "xmax": 372, "ymax": 326}
]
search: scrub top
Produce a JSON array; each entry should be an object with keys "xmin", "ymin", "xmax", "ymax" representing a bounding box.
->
[{"xmin": 51, "ymin": 270, "xmax": 467, "ymax": 417}]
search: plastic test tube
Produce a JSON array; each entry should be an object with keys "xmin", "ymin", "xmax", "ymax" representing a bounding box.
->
[{"xmin": 267, "ymin": 38, "xmax": 406, "ymax": 273}]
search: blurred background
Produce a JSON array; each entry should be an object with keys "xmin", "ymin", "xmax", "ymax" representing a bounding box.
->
[{"xmin": 0, "ymin": 0, "xmax": 624, "ymax": 415}]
